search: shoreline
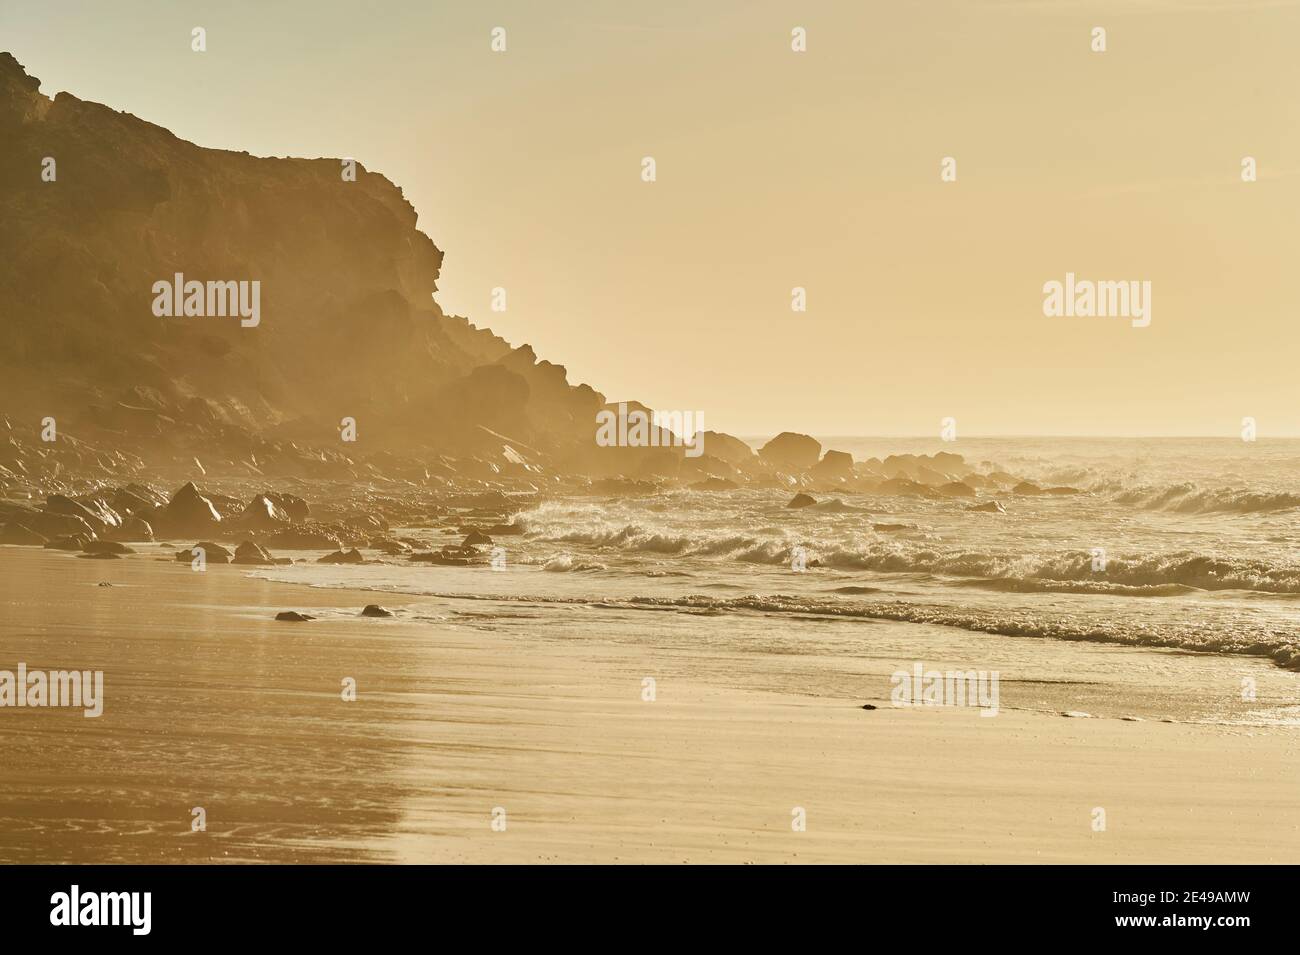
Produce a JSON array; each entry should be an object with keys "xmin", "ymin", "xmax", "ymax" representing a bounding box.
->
[{"xmin": 0, "ymin": 547, "xmax": 1297, "ymax": 863}]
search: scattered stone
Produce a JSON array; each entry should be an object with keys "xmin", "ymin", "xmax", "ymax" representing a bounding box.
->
[
  {"xmin": 361, "ymin": 604, "xmax": 393, "ymax": 618},
  {"xmin": 369, "ymin": 538, "xmax": 411, "ymax": 555},
  {"xmin": 1061, "ymin": 710, "xmax": 1092, "ymax": 718},
  {"xmin": 274, "ymin": 611, "xmax": 313, "ymax": 622},
  {"xmin": 266, "ymin": 528, "xmax": 343, "ymax": 550},
  {"xmin": 860, "ymin": 703, "xmax": 878, "ymax": 711},
  {"xmin": 77, "ymin": 552, "xmax": 121, "ymax": 560},
  {"xmin": 463, "ymin": 529, "xmax": 493, "ymax": 547},
  {"xmin": 786, "ymin": 493, "xmax": 816, "ymax": 509},
  {"xmin": 968, "ymin": 500, "xmax": 1007, "ymax": 514}
]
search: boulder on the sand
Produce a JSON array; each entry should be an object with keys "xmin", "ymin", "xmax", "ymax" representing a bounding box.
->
[
  {"xmin": 861, "ymin": 704, "xmax": 878, "ymax": 711},
  {"xmin": 812, "ymin": 450, "xmax": 855, "ymax": 479},
  {"xmin": 234, "ymin": 494, "xmax": 291, "ymax": 530},
  {"xmin": 111, "ymin": 515, "xmax": 154, "ymax": 542},
  {"xmin": 369, "ymin": 538, "xmax": 411, "ymax": 555},
  {"xmin": 786, "ymin": 493, "xmax": 817, "ymax": 509},
  {"xmin": 0, "ymin": 523, "xmax": 47, "ymax": 545},
  {"xmin": 463, "ymin": 529, "xmax": 493, "ymax": 547},
  {"xmin": 968, "ymin": 500, "xmax": 1007, "ymax": 514},
  {"xmin": 275, "ymin": 611, "xmax": 313, "ymax": 622},
  {"xmin": 361, "ymin": 604, "xmax": 393, "ymax": 618},
  {"xmin": 175, "ymin": 541, "xmax": 232, "ymax": 563},
  {"xmin": 265, "ymin": 528, "xmax": 342, "ymax": 550},
  {"xmin": 45, "ymin": 534, "xmax": 90, "ymax": 551},
  {"xmin": 83, "ymin": 540, "xmax": 133, "ymax": 555},
  {"xmin": 158, "ymin": 482, "xmax": 223, "ymax": 534},
  {"xmin": 318, "ymin": 548, "xmax": 365, "ymax": 565},
  {"xmin": 233, "ymin": 540, "xmax": 275, "ymax": 565},
  {"xmin": 759, "ymin": 432, "xmax": 822, "ymax": 470}
]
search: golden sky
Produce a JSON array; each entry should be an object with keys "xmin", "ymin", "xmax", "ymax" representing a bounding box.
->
[{"xmin": 4, "ymin": 0, "xmax": 1299, "ymax": 435}]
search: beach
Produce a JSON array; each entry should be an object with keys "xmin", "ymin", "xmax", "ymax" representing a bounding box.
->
[{"xmin": 1, "ymin": 546, "xmax": 1296, "ymax": 865}]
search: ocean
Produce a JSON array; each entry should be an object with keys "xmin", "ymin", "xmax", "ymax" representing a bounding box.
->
[{"xmin": 248, "ymin": 437, "xmax": 1300, "ymax": 728}]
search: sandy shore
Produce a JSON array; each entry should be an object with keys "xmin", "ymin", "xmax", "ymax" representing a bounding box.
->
[{"xmin": 0, "ymin": 546, "xmax": 1296, "ymax": 864}]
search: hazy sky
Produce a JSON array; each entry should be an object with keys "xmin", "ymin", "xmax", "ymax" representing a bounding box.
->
[{"xmin": 4, "ymin": 0, "xmax": 1299, "ymax": 435}]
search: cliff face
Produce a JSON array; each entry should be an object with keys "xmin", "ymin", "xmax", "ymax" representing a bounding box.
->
[{"xmin": 0, "ymin": 52, "xmax": 603, "ymax": 466}]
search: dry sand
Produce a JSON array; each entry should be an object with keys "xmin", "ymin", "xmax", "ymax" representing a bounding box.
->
[{"xmin": 0, "ymin": 547, "xmax": 1296, "ymax": 864}]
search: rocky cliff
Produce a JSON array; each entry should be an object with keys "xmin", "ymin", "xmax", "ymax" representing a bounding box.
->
[{"xmin": 0, "ymin": 52, "xmax": 606, "ymax": 474}]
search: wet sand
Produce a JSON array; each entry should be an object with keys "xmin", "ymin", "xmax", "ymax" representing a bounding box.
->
[{"xmin": 0, "ymin": 546, "xmax": 1296, "ymax": 863}]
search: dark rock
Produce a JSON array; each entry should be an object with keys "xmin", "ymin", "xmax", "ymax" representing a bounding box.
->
[
  {"xmin": 0, "ymin": 523, "xmax": 47, "ymax": 545},
  {"xmin": 812, "ymin": 450, "xmax": 855, "ymax": 479},
  {"xmin": 486, "ymin": 523, "xmax": 525, "ymax": 536},
  {"xmin": 26, "ymin": 510, "xmax": 96, "ymax": 541},
  {"xmin": 463, "ymin": 529, "xmax": 493, "ymax": 547},
  {"xmin": 697, "ymin": 431, "xmax": 756, "ymax": 466},
  {"xmin": 111, "ymin": 515, "xmax": 154, "ymax": 541},
  {"xmin": 77, "ymin": 551, "xmax": 121, "ymax": 559},
  {"xmin": 274, "ymin": 611, "xmax": 313, "ymax": 622},
  {"xmin": 786, "ymin": 493, "xmax": 816, "ymax": 509},
  {"xmin": 1012, "ymin": 482, "xmax": 1045, "ymax": 496},
  {"xmin": 233, "ymin": 540, "xmax": 275, "ymax": 565},
  {"xmin": 759, "ymin": 432, "xmax": 822, "ymax": 470},
  {"xmin": 968, "ymin": 500, "xmax": 1007, "ymax": 514},
  {"xmin": 361, "ymin": 604, "xmax": 393, "ymax": 618},
  {"xmin": 318, "ymin": 548, "xmax": 365, "ymax": 565},
  {"xmin": 175, "ymin": 541, "xmax": 232, "ymax": 563},
  {"xmin": 266, "ymin": 493, "xmax": 310, "ymax": 522},
  {"xmin": 234, "ymin": 494, "xmax": 291, "ymax": 530},
  {"xmin": 46, "ymin": 494, "xmax": 121, "ymax": 533},
  {"xmin": 158, "ymin": 482, "xmax": 223, "ymax": 534},
  {"xmin": 83, "ymin": 540, "xmax": 133, "ymax": 555},
  {"xmin": 45, "ymin": 534, "xmax": 90, "ymax": 551},
  {"xmin": 861, "ymin": 704, "xmax": 878, "ymax": 711}
]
